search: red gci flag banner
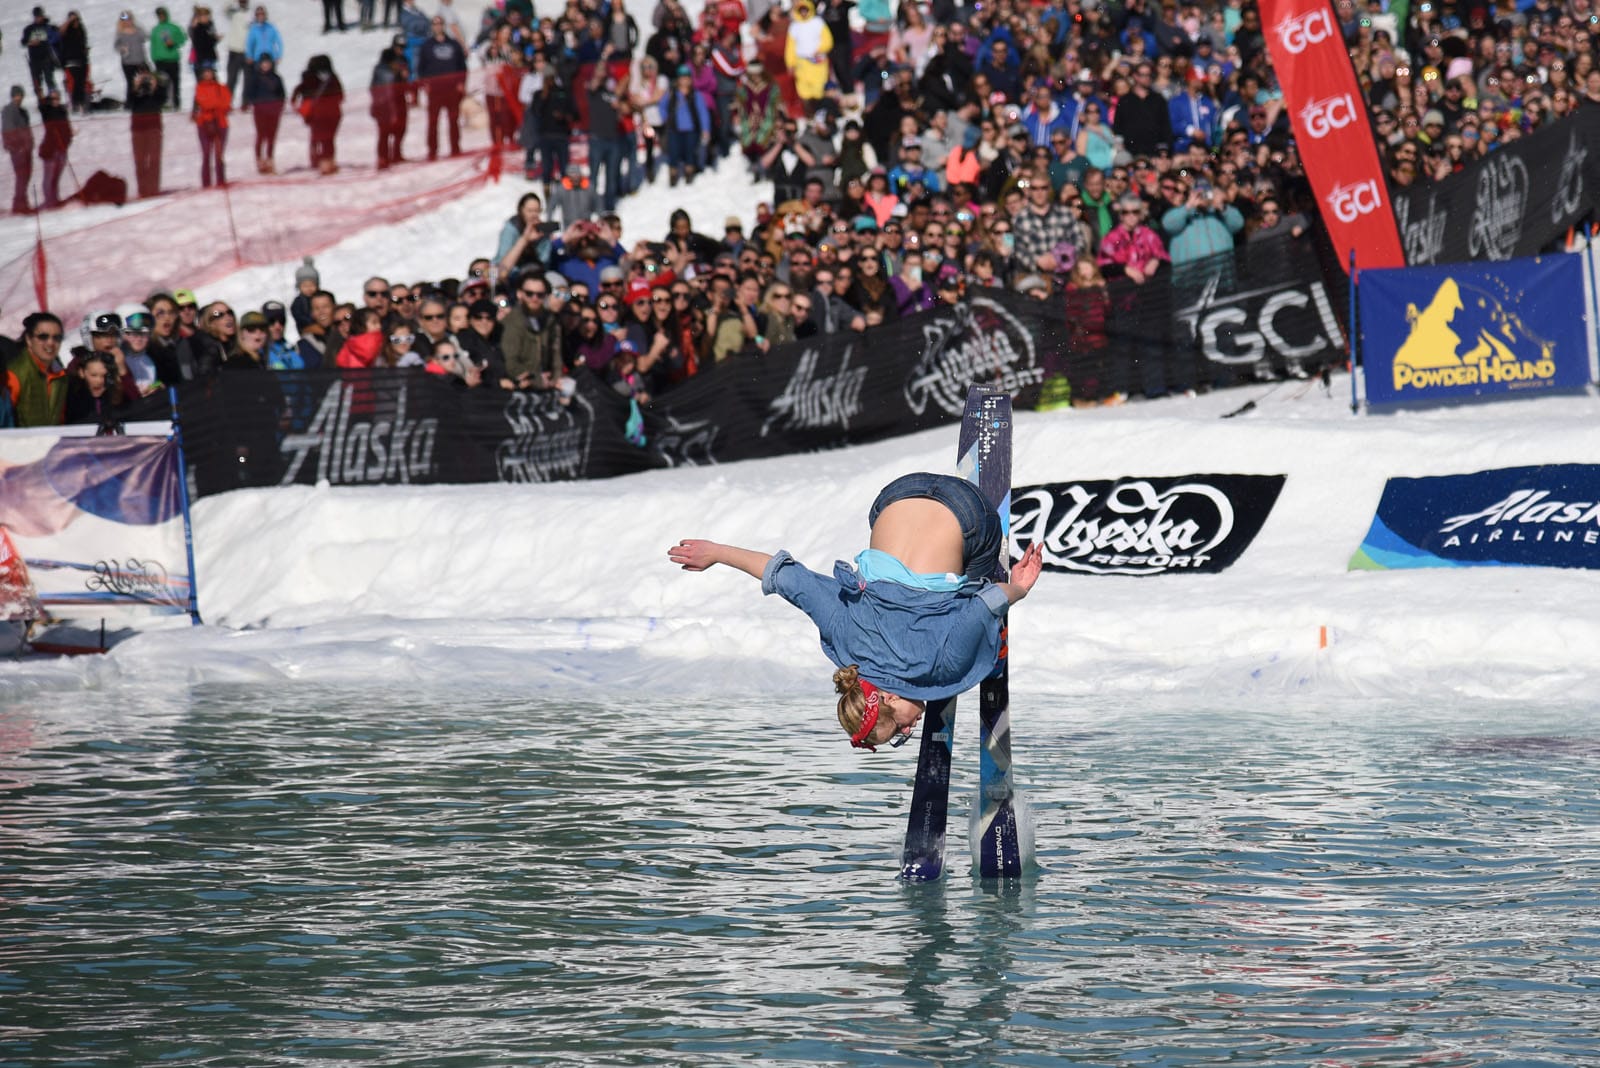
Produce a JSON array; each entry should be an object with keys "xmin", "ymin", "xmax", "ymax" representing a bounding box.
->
[{"xmin": 1260, "ymin": 0, "xmax": 1405, "ymax": 271}]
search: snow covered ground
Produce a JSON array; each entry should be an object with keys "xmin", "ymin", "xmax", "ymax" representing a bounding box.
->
[{"xmin": 5, "ymin": 382, "xmax": 1600, "ymax": 708}]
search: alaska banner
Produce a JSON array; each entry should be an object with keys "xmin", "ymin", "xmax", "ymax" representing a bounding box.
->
[
  {"xmin": 1357, "ymin": 252, "xmax": 1595, "ymax": 408},
  {"xmin": 1351, "ymin": 464, "xmax": 1600, "ymax": 571},
  {"xmin": 1391, "ymin": 107, "xmax": 1600, "ymax": 267},
  {"xmin": 1010, "ymin": 475, "xmax": 1286, "ymax": 576}
]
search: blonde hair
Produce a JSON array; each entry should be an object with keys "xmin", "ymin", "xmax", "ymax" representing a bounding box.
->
[{"xmin": 834, "ymin": 664, "xmax": 867, "ymax": 738}]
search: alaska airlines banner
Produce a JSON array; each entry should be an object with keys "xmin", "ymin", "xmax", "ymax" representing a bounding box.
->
[
  {"xmin": 1359, "ymin": 254, "xmax": 1592, "ymax": 407},
  {"xmin": 1259, "ymin": 0, "xmax": 1404, "ymax": 271},
  {"xmin": 1351, "ymin": 465, "xmax": 1600, "ymax": 571},
  {"xmin": 1010, "ymin": 475, "xmax": 1286, "ymax": 576},
  {"xmin": 0, "ymin": 433, "xmax": 195, "ymax": 615},
  {"xmin": 1391, "ymin": 109, "xmax": 1600, "ymax": 267}
]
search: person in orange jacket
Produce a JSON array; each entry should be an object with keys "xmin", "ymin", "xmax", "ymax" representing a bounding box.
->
[{"xmin": 193, "ymin": 61, "xmax": 232, "ymax": 187}]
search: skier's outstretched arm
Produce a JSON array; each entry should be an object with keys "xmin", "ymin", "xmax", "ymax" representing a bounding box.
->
[{"xmin": 668, "ymin": 540, "xmax": 773, "ymax": 579}]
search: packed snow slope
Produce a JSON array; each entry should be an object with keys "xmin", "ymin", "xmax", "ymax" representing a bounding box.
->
[{"xmin": 10, "ymin": 385, "xmax": 1599, "ymax": 706}]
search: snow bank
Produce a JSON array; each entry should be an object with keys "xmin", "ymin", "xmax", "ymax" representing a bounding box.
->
[{"xmin": 9, "ymin": 384, "xmax": 1599, "ymax": 707}]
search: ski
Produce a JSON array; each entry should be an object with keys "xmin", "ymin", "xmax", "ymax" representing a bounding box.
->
[
  {"xmin": 898, "ymin": 386, "xmax": 1019, "ymax": 881},
  {"xmin": 898, "ymin": 693, "xmax": 956, "ymax": 882},
  {"xmin": 965, "ymin": 388, "xmax": 1022, "ymax": 879}
]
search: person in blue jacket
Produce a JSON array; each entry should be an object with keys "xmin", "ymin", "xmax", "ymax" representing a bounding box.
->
[
  {"xmin": 243, "ymin": 6, "xmax": 283, "ymax": 106},
  {"xmin": 669, "ymin": 473, "xmax": 1044, "ymax": 750}
]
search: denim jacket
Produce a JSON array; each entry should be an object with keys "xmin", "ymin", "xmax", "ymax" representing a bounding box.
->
[{"xmin": 761, "ymin": 550, "xmax": 1009, "ymax": 700}]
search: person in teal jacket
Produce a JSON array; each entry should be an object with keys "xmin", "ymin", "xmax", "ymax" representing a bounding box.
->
[
  {"xmin": 1161, "ymin": 181, "xmax": 1244, "ymax": 290},
  {"xmin": 149, "ymin": 7, "xmax": 188, "ymax": 109}
]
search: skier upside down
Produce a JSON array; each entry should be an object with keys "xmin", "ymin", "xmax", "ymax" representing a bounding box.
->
[{"xmin": 668, "ymin": 473, "xmax": 1044, "ymax": 751}]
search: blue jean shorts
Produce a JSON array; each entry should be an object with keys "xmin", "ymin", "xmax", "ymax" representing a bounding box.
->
[{"xmin": 868, "ymin": 472, "xmax": 1003, "ymax": 583}]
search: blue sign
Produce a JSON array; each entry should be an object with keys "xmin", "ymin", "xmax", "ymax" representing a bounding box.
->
[
  {"xmin": 1360, "ymin": 254, "xmax": 1592, "ymax": 407},
  {"xmin": 1351, "ymin": 464, "xmax": 1600, "ymax": 571}
]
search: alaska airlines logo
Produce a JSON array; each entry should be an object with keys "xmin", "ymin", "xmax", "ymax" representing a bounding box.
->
[
  {"xmin": 1273, "ymin": 8, "xmax": 1335, "ymax": 54},
  {"xmin": 1299, "ymin": 94, "xmax": 1358, "ymax": 139},
  {"xmin": 1440, "ymin": 489, "xmax": 1600, "ymax": 535},
  {"xmin": 1392, "ymin": 277, "xmax": 1556, "ymax": 391},
  {"xmin": 1326, "ymin": 179, "xmax": 1383, "ymax": 224},
  {"xmin": 1468, "ymin": 154, "xmax": 1528, "ymax": 260}
]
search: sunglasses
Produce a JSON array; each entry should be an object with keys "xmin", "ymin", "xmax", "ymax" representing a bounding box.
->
[
  {"xmin": 598, "ymin": 301, "xmax": 619, "ymax": 311},
  {"xmin": 210, "ymin": 309, "xmax": 234, "ymax": 319},
  {"xmin": 470, "ymin": 312, "xmax": 495, "ymax": 320},
  {"xmin": 521, "ymin": 288, "xmax": 547, "ymax": 297},
  {"xmin": 395, "ymin": 294, "xmax": 418, "ymax": 303},
  {"xmin": 420, "ymin": 311, "xmax": 444, "ymax": 320},
  {"xmin": 31, "ymin": 331, "xmax": 63, "ymax": 341},
  {"xmin": 336, "ymin": 315, "xmax": 353, "ymax": 324},
  {"xmin": 580, "ymin": 315, "xmax": 598, "ymax": 324},
  {"xmin": 366, "ymin": 289, "xmax": 389, "ymax": 298}
]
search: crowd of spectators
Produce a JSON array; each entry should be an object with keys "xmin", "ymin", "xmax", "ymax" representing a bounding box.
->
[{"xmin": 4, "ymin": 0, "xmax": 1591, "ymax": 427}]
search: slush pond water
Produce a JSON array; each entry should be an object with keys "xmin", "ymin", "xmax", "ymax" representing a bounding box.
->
[{"xmin": 3, "ymin": 683, "xmax": 1598, "ymax": 1066}]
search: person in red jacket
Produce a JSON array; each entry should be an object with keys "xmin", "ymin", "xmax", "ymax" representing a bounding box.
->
[
  {"xmin": 192, "ymin": 62, "xmax": 232, "ymax": 187},
  {"xmin": 336, "ymin": 308, "xmax": 385, "ymax": 368}
]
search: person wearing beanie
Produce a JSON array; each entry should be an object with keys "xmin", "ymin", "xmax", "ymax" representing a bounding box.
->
[
  {"xmin": 290, "ymin": 257, "xmax": 320, "ymax": 330},
  {"xmin": 459, "ymin": 296, "xmax": 506, "ymax": 385}
]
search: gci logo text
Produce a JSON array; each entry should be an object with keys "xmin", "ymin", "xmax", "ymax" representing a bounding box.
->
[{"xmin": 1274, "ymin": 8, "xmax": 1334, "ymax": 54}]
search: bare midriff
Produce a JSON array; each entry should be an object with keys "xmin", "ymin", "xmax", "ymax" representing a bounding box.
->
[{"xmin": 868, "ymin": 498, "xmax": 966, "ymax": 576}]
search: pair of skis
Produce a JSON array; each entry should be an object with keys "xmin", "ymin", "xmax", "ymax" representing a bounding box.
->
[{"xmin": 899, "ymin": 386, "xmax": 1022, "ymax": 882}]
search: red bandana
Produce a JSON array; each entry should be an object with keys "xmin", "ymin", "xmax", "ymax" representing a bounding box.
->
[{"xmin": 849, "ymin": 679, "xmax": 883, "ymax": 750}]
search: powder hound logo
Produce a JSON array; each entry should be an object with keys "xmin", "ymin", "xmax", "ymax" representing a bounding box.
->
[{"xmin": 1391, "ymin": 276, "xmax": 1556, "ymax": 392}]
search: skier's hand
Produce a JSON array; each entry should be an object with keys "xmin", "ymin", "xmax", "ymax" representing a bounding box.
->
[
  {"xmin": 668, "ymin": 539, "xmax": 721, "ymax": 571},
  {"xmin": 1011, "ymin": 541, "xmax": 1045, "ymax": 592}
]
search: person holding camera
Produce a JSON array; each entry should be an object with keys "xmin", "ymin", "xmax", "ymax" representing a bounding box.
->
[
  {"xmin": 127, "ymin": 65, "xmax": 166, "ymax": 198},
  {"xmin": 1159, "ymin": 176, "xmax": 1243, "ymax": 290}
]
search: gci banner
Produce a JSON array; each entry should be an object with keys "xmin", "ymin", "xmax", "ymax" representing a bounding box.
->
[
  {"xmin": 1010, "ymin": 474, "xmax": 1286, "ymax": 575},
  {"xmin": 1359, "ymin": 253, "xmax": 1592, "ymax": 407},
  {"xmin": 1351, "ymin": 464, "xmax": 1600, "ymax": 571}
]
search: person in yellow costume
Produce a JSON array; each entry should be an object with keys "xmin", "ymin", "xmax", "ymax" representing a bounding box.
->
[{"xmin": 784, "ymin": 0, "xmax": 833, "ymax": 110}]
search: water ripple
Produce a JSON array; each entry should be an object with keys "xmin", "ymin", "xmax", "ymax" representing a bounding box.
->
[{"xmin": 1, "ymin": 688, "xmax": 1597, "ymax": 1065}]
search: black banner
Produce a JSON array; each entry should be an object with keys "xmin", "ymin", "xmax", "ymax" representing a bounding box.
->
[
  {"xmin": 1010, "ymin": 475, "xmax": 1287, "ymax": 575},
  {"xmin": 1391, "ymin": 108, "xmax": 1600, "ymax": 267},
  {"xmin": 167, "ymin": 237, "xmax": 1349, "ymax": 498}
]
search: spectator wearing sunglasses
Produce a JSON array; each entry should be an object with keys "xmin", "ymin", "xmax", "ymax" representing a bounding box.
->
[
  {"xmin": 500, "ymin": 274, "xmax": 566, "ymax": 390},
  {"xmin": 5, "ymin": 312, "xmax": 70, "ymax": 428},
  {"xmin": 176, "ymin": 301, "xmax": 234, "ymax": 379},
  {"xmin": 459, "ymin": 298, "xmax": 507, "ymax": 386},
  {"xmin": 413, "ymin": 297, "xmax": 451, "ymax": 359}
]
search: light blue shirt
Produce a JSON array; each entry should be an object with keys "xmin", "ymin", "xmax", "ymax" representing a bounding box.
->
[
  {"xmin": 762, "ymin": 550, "xmax": 1008, "ymax": 700},
  {"xmin": 853, "ymin": 549, "xmax": 964, "ymax": 592}
]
